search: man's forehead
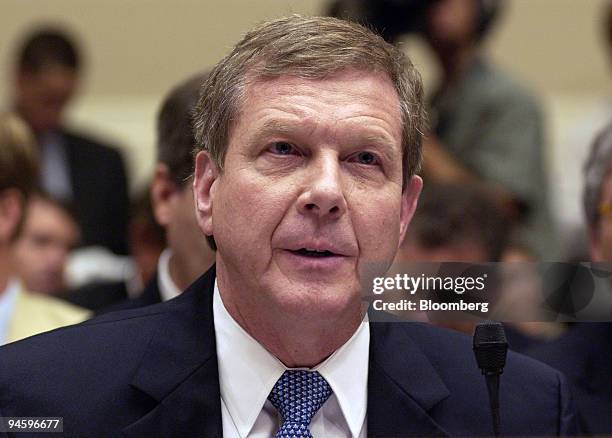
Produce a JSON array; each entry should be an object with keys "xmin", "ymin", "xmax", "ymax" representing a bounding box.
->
[{"xmin": 235, "ymin": 70, "xmax": 402, "ymax": 136}]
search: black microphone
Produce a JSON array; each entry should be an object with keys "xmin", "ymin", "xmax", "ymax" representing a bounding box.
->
[{"xmin": 473, "ymin": 321, "xmax": 508, "ymax": 438}]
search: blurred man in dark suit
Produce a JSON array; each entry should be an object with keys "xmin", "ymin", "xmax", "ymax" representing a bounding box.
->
[
  {"xmin": 11, "ymin": 27, "xmax": 129, "ymax": 254},
  {"xmin": 396, "ymin": 183, "xmax": 563, "ymax": 351},
  {"xmin": 106, "ymin": 74, "xmax": 215, "ymax": 311},
  {"xmin": 60, "ymin": 188, "xmax": 166, "ymax": 311},
  {"xmin": 530, "ymin": 122, "xmax": 612, "ymax": 435},
  {"xmin": 0, "ymin": 16, "xmax": 577, "ymax": 437}
]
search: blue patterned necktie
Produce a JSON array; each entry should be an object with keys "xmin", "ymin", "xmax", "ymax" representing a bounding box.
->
[{"xmin": 268, "ymin": 370, "xmax": 333, "ymax": 438}]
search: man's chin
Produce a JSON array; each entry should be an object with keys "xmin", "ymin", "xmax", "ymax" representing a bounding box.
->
[{"xmin": 263, "ymin": 277, "xmax": 362, "ymax": 319}]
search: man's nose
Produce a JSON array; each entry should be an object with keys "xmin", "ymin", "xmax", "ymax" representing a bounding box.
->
[
  {"xmin": 297, "ymin": 157, "xmax": 347, "ymax": 220},
  {"xmin": 48, "ymin": 244, "xmax": 68, "ymax": 268}
]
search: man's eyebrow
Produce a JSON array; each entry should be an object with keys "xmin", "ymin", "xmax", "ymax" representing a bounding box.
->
[
  {"xmin": 354, "ymin": 132, "xmax": 401, "ymax": 162},
  {"xmin": 362, "ymin": 133, "xmax": 398, "ymax": 149},
  {"xmin": 254, "ymin": 119, "xmax": 297, "ymax": 137},
  {"xmin": 243, "ymin": 119, "xmax": 301, "ymax": 146}
]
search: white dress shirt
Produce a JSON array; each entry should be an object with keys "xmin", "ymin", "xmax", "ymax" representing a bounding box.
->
[
  {"xmin": 213, "ymin": 282, "xmax": 369, "ymax": 438},
  {"xmin": 39, "ymin": 132, "xmax": 73, "ymax": 201},
  {"xmin": 157, "ymin": 249, "xmax": 181, "ymax": 302},
  {"xmin": 0, "ymin": 279, "xmax": 21, "ymax": 345}
]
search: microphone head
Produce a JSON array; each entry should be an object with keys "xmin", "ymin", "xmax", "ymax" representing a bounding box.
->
[{"xmin": 473, "ymin": 321, "xmax": 508, "ymax": 375}]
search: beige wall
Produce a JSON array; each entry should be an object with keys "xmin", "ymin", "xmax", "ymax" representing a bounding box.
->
[
  {"xmin": 492, "ymin": 0, "xmax": 609, "ymax": 94},
  {"xmin": 1, "ymin": 0, "xmax": 610, "ymax": 226},
  {"xmin": 1, "ymin": 0, "xmax": 329, "ymax": 97},
  {"xmin": 2, "ymin": 0, "xmax": 608, "ymax": 97}
]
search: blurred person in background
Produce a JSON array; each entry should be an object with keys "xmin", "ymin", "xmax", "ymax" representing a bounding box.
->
[
  {"xmin": 396, "ymin": 183, "xmax": 509, "ymax": 264},
  {"xmin": 419, "ymin": 0, "xmax": 555, "ymax": 259},
  {"xmin": 10, "ymin": 26, "xmax": 129, "ymax": 255},
  {"xmin": 587, "ymin": 123, "xmax": 612, "ymax": 265},
  {"xmin": 104, "ymin": 73, "xmax": 216, "ymax": 312},
  {"xmin": 554, "ymin": 0, "xmax": 612, "ymax": 261},
  {"xmin": 530, "ymin": 122, "xmax": 612, "ymax": 436},
  {"xmin": 395, "ymin": 183, "xmax": 563, "ymax": 351},
  {"xmin": 0, "ymin": 113, "xmax": 89, "ymax": 345},
  {"xmin": 12, "ymin": 191, "xmax": 80, "ymax": 296},
  {"xmin": 80, "ymin": 72, "xmax": 216, "ymax": 314},
  {"xmin": 63, "ymin": 186, "xmax": 165, "ymax": 311},
  {"xmin": 126, "ymin": 186, "xmax": 167, "ymax": 294}
]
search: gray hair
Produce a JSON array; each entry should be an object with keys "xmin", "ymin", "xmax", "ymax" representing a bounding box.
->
[
  {"xmin": 583, "ymin": 121, "xmax": 612, "ymax": 230},
  {"xmin": 193, "ymin": 15, "xmax": 426, "ymax": 189}
]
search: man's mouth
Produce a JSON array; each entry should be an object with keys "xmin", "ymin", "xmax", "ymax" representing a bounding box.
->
[{"xmin": 291, "ymin": 248, "xmax": 338, "ymax": 258}]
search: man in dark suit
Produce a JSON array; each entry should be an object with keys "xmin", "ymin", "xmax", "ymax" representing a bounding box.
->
[
  {"xmin": 11, "ymin": 27, "xmax": 129, "ymax": 254},
  {"xmin": 529, "ymin": 122, "xmax": 612, "ymax": 435},
  {"xmin": 0, "ymin": 16, "xmax": 577, "ymax": 437},
  {"xmin": 102, "ymin": 73, "xmax": 216, "ymax": 313}
]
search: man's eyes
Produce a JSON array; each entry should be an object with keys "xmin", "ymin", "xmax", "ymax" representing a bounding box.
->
[
  {"xmin": 265, "ymin": 142, "xmax": 382, "ymax": 167},
  {"xmin": 268, "ymin": 141, "xmax": 298, "ymax": 155},
  {"xmin": 351, "ymin": 151, "xmax": 379, "ymax": 166}
]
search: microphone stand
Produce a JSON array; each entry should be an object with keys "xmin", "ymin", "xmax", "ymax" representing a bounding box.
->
[{"xmin": 473, "ymin": 321, "xmax": 508, "ymax": 438}]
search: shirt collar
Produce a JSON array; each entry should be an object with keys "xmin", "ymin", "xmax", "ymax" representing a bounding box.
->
[
  {"xmin": 213, "ymin": 280, "xmax": 369, "ymax": 438},
  {"xmin": 0, "ymin": 278, "xmax": 23, "ymax": 345},
  {"xmin": 157, "ymin": 248, "xmax": 181, "ymax": 302},
  {"xmin": 315, "ymin": 312, "xmax": 369, "ymax": 438}
]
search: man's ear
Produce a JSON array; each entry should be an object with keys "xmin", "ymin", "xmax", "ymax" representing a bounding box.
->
[
  {"xmin": 193, "ymin": 151, "xmax": 219, "ymax": 236},
  {"xmin": 398, "ymin": 175, "xmax": 423, "ymax": 248},
  {"xmin": 0, "ymin": 189, "xmax": 24, "ymax": 243},
  {"xmin": 151, "ymin": 164, "xmax": 179, "ymax": 227}
]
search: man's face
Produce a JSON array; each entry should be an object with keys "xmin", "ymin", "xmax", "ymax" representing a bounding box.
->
[
  {"xmin": 12, "ymin": 196, "xmax": 80, "ymax": 295},
  {"xmin": 15, "ymin": 65, "xmax": 78, "ymax": 133},
  {"xmin": 591, "ymin": 173, "xmax": 612, "ymax": 262},
  {"xmin": 425, "ymin": 0, "xmax": 479, "ymax": 49},
  {"xmin": 195, "ymin": 69, "xmax": 421, "ymax": 321}
]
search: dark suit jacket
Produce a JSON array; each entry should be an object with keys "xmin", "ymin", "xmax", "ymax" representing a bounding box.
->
[
  {"xmin": 528, "ymin": 323, "xmax": 612, "ymax": 435},
  {"xmin": 0, "ymin": 267, "xmax": 578, "ymax": 437},
  {"xmin": 62, "ymin": 280, "xmax": 129, "ymax": 312},
  {"xmin": 62, "ymin": 270, "xmax": 162, "ymax": 313},
  {"xmin": 504, "ymin": 325, "xmax": 544, "ymax": 354},
  {"xmin": 96, "ymin": 273, "xmax": 163, "ymax": 315},
  {"xmin": 63, "ymin": 130, "xmax": 129, "ymax": 255}
]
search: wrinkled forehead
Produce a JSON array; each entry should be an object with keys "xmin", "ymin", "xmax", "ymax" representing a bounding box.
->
[
  {"xmin": 229, "ymin": 70, "xmax": 403, "ymax": 158},
  {"xmin": 235, "ymin": 68, "xmax": 402, "ymax": 131}
]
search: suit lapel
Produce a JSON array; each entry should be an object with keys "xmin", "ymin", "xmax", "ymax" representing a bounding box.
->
[
  {"xmin": 122, "ymin": 267, "xmax": 222, "ymax": 437},
  {"xmin": 368, "ymin": 321, "xmax": 451, "ymax": 437}
]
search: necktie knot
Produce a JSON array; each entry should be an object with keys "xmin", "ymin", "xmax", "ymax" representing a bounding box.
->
[{"xmin": 268, "ymin": 370, "xmax": 332, "ymax": 437}]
